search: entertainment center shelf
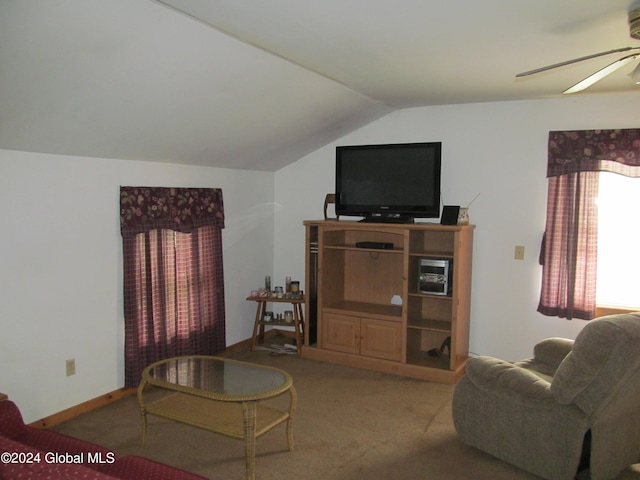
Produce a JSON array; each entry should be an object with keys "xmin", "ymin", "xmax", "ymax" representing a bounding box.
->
[
  {"xmin": 406, "ymin": 316, "xmax": 451, "ymax": 332},
  {"xmin": 302, "ymin": 220, "xmax": 474, "ymax": 384},
  {"xmin": 325, "ymin": 244, "xmax": 404, "ymax": 253},
  {"xmin": 323, "ymin": 301, "xmax": 402, "ymax": 321}
]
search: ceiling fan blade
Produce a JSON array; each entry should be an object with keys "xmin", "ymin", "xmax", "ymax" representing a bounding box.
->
[
  {"xmin": 516, "ymin": 46, "xmax": 640, "ymax": 77},
  {"xmin": 563, "ymin": 53, "xmax": 640, "ymax": 94}
]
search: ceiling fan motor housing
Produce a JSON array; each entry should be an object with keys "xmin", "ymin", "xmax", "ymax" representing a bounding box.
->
[{"xmin": 630, "ymin": 8, "xmax": 640, "ymax": 40}]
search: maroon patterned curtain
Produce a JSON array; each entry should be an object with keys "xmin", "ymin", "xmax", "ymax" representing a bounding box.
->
[
  {"xmin": 120, "ymin": 187, "xmax": 225, "ymax": 235},
  {"xmin": 547, "ymin": 129, "xmax": 640, "ymax": 177},
  {"xmin": 539, "ymin": 129, "xmax": 640, "ymax": 320},
  {"xmin": 120, "ymin": 187, "xmax": 226, "ymax": 387}
]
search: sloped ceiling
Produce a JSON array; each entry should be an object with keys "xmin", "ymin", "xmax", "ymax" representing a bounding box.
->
[{"xmin": 1, "ymin": 0, "xmax": 638, "ymax": 171}]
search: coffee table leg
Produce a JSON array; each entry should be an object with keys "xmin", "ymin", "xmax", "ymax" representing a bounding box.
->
[
  {"xmin": 137, "ymin": 381, "xmax": 148, "ymax": 446},
  {"xmin": 287, "ymin": 386, "xmax": 297, "ymax": 451},
  {"xmin": 242, "ymin": 401, "xmax": 257, "ymax": 480}
]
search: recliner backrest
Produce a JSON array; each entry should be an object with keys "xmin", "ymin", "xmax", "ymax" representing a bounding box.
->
[{"xmin": 551, "ymin": 313, "xmax": 640, "ymax": 416}]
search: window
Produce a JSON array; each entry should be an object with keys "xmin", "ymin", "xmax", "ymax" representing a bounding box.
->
[
  {"xmin": 538, "ymin": 129, "xmax": 640, "ymax": 320},
  {"xmin": 120, "ymin": 187, "xmax": 226, "ymax": 387},
  {"xmin": 596, "ymin": 173, "xmax": 640, "ymax": 308}
]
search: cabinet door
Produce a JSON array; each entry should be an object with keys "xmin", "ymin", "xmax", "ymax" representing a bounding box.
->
[
  {"xmin": 323, "ymin": 313, "xmax": 360, "ymax": 354},
  {"xmin": 361, "ymin": 319, "xmax": 402, "ymax": 361}
]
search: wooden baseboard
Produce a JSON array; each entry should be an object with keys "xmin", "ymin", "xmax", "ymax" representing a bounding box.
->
[
  {"xmin": 27, "ymin": 334, "xmax": 272, "ymax": 428},
  {"xmin": 30, "ymin": 388, "xmax": 136, "ymax": 429}
]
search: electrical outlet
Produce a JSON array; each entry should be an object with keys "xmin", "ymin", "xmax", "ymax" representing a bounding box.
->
[
  {"xmin": 514, "ymin": 245, "xmax": 525, "ymax": 260},
  {"xmin": 66, "ymin": 358, "xmax": 76, "ymax": 377}
]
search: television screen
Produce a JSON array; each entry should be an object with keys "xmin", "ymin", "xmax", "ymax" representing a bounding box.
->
[{"xmin": 335, "ymin": 142, "xmax": 441, "ymax": 223}]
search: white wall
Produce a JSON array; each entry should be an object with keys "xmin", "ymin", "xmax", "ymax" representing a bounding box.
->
[
  {"xmin": 0, "ymin": 150, "xmax": 273, "ymax": 422},
  {"xmin": 2, "ymin": 91, "xmax": 638, "ymax": 422},
  {"xmin": 274, "ymin": 92, "xmax": 640, "ymax": 362}
]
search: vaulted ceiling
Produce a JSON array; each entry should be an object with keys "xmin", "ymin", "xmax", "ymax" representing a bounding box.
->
[{"xmin": 1, "ymin": 1, "xmax": 638, "ymax": 171}]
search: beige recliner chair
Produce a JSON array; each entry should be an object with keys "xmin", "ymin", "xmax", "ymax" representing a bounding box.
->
[{"xmin": 452, "ymin": 313, "xmax": 640, "ymax": 480}]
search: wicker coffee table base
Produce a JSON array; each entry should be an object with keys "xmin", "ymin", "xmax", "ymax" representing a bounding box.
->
[{"xmin": 139, "ymin": 389, "xmax": 297, "ymax": 480}]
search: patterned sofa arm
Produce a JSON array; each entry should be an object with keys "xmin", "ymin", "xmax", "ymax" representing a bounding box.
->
[
  {"xmin": 0, "ymin": 400, "xmax": 28, "ymax": 440},
  {"xmin": 0, "ymin": 400, "xmax": 112, "ymax": 459},
  {"xmin": 0, "ymin": 435, "xmax": 116, "ymax": 480},
  {"xmin": 0, "ymin": 398, "xmax": 208, "ymax": 480}
]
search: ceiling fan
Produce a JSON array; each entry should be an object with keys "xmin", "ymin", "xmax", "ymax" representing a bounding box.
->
[{"xmin": 516, "ymin": 6, "xmax": 640, "ymax": 94}]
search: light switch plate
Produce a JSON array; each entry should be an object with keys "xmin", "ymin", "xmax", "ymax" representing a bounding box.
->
[{"xmin": 66, "ymin": 358, "xmax": 76, "ymax": 376}]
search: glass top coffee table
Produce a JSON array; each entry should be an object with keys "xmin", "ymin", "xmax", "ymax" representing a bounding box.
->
[{"xmin": 137, "ymin": 355, "xmax": 296, "ymax": 480}]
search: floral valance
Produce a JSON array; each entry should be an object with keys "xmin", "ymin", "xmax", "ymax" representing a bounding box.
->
[
  {"xmin": 547, "ymin": 129, "xmax": 640, "ymax": 178},
  {"xmin": 120, "ymin": 187, "xmax": 224, "ymax": 236}
]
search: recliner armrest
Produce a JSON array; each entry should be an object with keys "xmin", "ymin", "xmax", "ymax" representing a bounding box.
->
[
  {"xmin": 464, "ymin": 356, "xmax": 554, "ymax": 402},
  {"xmin": 533, "ymin": 337, "xmax": 573, "ymax": 369}
]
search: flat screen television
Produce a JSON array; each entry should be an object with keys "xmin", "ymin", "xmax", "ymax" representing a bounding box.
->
[{"xmin": 335, "ymin": 141, "xmax": 442, "ymax": 223}]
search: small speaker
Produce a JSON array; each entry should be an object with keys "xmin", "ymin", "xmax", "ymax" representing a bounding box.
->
[{"xmin": 440, "ymin": 205, "xmax": 460, "ymax": 225}]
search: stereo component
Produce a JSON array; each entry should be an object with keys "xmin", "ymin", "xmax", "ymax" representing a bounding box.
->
[{"xmin": 418, "ymin": 258, "xmax": 452, "ymax": 296}]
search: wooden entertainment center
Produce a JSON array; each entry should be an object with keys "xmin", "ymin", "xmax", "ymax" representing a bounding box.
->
[{"xmin": 302, "ymin": 220, "xmax": 474, "ymax": 384}]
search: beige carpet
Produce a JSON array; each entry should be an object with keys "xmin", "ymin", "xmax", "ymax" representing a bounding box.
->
[{"xmin": 54, "ymin": 347, "xmax": 640, "ymax": 480}]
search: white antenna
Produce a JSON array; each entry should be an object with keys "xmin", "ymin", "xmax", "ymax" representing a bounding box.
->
[{"xmin": 465, "ymin": 193, "xmax": 480, "ymax": 209}]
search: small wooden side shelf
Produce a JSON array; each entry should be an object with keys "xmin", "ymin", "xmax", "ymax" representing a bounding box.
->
[
  {"xmin": 302, "ymin": 220, "xmax": 474, "ymax": 384},
  {"xmin": 248, "ymin": 296, "xmax": 305, "ymax": 356}
]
